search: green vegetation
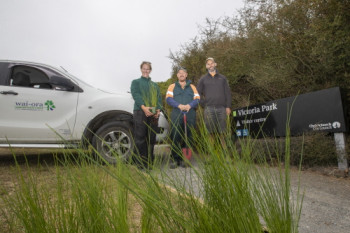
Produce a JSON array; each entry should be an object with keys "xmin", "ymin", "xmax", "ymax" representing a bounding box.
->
[
  {"xmin": 1, "ymin": 116, "xmax": 303, "ymax": 232},
  {"xmin": 142, "ymin": 83, "xmax": 160, "ymax": 112},
  {"xmin": 168, "ymin": 0, "xmax": 350, "ymax": 108},
  {"xmin": 250, "ymin": 133, "xmax": 339, "ymax": 167}
]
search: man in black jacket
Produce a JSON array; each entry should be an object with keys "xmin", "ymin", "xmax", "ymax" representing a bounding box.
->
[{"xmin": 197, "ymin": 57, "xmax": 232, "ymax": 134}]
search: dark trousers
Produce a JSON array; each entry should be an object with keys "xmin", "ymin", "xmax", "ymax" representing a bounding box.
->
[
  {"xmin": 133, "ymin": 110, "xmax": 158, "ymax": 166},
  {"xmin": 170, "ymin": 113, "xmax": 195, "ymax": 163}
]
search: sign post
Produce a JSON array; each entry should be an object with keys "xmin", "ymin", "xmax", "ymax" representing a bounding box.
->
[{"xmin": 334, "ymin": 133, "xmax": 348, "ymax": 170}]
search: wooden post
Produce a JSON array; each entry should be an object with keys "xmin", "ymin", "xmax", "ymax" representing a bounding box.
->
[{"xmin": 334, "ymin": 132, "xmax": 348, "ymax": 171}]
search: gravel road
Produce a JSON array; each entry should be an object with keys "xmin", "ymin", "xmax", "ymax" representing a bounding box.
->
[
  {"xmin": 156, "ymin": 145, "xmax": 350, "ymax": 233},
  {"xmin": 293, "ymin": 169, "xmax": 350, "ymax": 233},
  {"xmin": 162, "ymin": 161, "xmax": 350, "ymax": 233}
]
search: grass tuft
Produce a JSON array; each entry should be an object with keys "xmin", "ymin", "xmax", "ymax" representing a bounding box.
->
[{"xmin": 1, "ymin": 114, "xmax": 303, "ymax": 232}]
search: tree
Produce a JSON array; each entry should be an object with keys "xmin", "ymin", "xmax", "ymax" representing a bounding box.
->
[{"xmin": 168, "ymin": 0, "xmax": 350, "ymax": 112}]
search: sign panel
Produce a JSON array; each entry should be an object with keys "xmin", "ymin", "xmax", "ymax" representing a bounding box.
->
[{"xmin": 233, "ymin": 87, "xmax": 347, "ymax": 137}]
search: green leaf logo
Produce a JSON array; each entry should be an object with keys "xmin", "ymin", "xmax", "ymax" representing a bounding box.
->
[{"xmin": 45, "ymin": 100, "xmax": 56, "ymax": 111}]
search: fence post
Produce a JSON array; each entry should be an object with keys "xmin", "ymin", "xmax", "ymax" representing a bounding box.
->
[{"xmin": 334, "ymin": 132, "xmax": 348, "ymax": 171}]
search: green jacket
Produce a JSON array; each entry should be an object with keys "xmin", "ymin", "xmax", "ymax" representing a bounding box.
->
[{"xmin": 130, "ymin": 76, "xmax": 162, "ymax": 111}]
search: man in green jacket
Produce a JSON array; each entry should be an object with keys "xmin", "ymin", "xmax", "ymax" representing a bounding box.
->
[{"xmin": 130, "ymin": 61, "xmax": 162, "ymax": 169}]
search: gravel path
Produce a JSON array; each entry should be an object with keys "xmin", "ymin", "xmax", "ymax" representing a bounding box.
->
[
  {"xmin": 155, "ymin": 145, "xmax": 350, "ymax": 233},
  {"xmin": 161, "ymin": 163, "xmax": 350, "ymax": 233},
  {"xmin": 292, "ymin": 169, "xmax": 350, "ymax": 233}
]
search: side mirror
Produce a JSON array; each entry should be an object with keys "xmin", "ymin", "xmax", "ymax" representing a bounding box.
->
[{"xmin": 50, "ymin": 76, "xmax": 75, "ymax": 91}]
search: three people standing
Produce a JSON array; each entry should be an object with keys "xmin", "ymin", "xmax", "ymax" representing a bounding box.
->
[{"xmin": 130, "ymin": 57, "xmax": 231, "ymax": 169}]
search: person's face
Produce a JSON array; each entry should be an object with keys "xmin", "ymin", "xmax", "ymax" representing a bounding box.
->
[
  {"xmin": 141, "ymin": 64, "xmax": 151, "ymax": 77},
  {"xmin": 177, "ymin": 70, "xmax": 187, "ymax": 82},
  {"xmin": 206, "ymin": 60, "xmax": 217, "ymax": 72}
]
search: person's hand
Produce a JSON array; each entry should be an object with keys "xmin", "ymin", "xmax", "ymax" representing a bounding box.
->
[
  {"xmin": 141, "ymin": 105, "xmax": 154, "ymax": 117},
  {"xmin": 178, "ymin": 104, "xmax": 185, "ymax": 111},
  {"xmin": 184, "ymin": 104, "xmax": 191, "ymax": 112},
  {"xmin": 178, "ymin": 104, "xmax": 191, "ymax": 112},
  {"xmin": 154, "ymin": 110, "xmax": 160, "ymax": 118},
  {"xmin": 226, "ymin": 107, "xmax": 231, "ymax": 116}
]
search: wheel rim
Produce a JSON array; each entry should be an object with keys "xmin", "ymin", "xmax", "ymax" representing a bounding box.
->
[{"xmin": 100, "ymin": 130, "xmax": 131, "ymax": 160}]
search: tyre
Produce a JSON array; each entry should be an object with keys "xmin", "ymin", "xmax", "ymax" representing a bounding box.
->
[{"xmin": 92, "ymin": 121, "xmax": 133, "ymax": 164}]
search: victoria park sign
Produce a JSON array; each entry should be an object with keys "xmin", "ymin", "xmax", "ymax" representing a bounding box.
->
[{"xmin": 232, "ymin": 87, "xmax": 348, "ymax": 170}]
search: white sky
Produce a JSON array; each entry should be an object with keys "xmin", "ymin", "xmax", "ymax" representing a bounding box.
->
[{"xmin": 0, "ymin": 0, "xmax": 244, "ymax": 93}]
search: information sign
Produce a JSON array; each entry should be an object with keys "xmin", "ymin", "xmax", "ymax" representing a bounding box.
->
[{"xmin": 233, "ymin": 87, "xmax": 347, "ymax": 137}]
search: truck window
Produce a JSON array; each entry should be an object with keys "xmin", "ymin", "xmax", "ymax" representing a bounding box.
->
[{"xmin": 11, "ymin": 66, "xmax": 52, "ymax": 89}]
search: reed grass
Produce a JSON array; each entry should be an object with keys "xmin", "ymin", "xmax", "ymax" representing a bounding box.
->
[
  {"xmin": 141, "ymin": 83, "xmax": 159, "ymax": 113},
  {"xmin": 1, "ymin": 114, "xmax": 303, "ymax": 232}
]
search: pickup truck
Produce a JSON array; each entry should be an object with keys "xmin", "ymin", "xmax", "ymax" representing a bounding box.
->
[{"xmin": 0, "ymin": 60, "xmax": 169, "ymax": 164}]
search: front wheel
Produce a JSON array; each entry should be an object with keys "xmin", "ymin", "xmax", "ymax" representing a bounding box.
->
[{"xmin": 92, "ymin": 121, "xmax": 134, "ymax": 164}]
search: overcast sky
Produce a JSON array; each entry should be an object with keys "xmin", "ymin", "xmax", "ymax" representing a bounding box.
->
[{"xmin": 0, "ymin": 0, "xmax": 244, "ymax": 93}]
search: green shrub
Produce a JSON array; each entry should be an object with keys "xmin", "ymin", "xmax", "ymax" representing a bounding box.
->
[{"xmin": 249, "ymin": 132, "xmax": 339, "ymax": 167}]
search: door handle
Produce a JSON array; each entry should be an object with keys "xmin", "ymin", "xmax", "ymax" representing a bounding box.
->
[{"xmin": 0, "ymin": 90, "xmax": 18, "ymax": 95}]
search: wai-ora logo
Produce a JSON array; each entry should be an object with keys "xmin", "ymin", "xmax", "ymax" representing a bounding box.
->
[
  {"xmin": 45, "ymin": 100, "xmax": 56, "ymax": 111},
  {"xmin": 15, "ymin": 100, "xmax": 56, "ymax": 111}
]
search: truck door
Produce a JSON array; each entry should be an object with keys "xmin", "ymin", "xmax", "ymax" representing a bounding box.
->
[{"xmin": 0, "ymin": 64, "xmax": 79, "ymax": 143}]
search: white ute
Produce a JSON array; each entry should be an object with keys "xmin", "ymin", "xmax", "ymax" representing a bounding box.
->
[{"xmin": 0, "ymin": 60, "xmax": 168, "ymax": 164}]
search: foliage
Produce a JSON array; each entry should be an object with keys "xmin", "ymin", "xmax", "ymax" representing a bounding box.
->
[
  {"xmin": 157, "ymin": 78, "xmax": 174, "ymax": 115},
  {"xmin": 251, "ymin": 133, "xmax": 339, "ymax": 167},
  {"xmin": 141, "ymin": 83, "xmax": 159, "ymax": 108},
  {"xmin": 1, "ymin": 118, "xmax": 303, "ymax": 232},
  {"xmin": 168, "ymin": 0, "xmax": 350, "ymax": 111}
]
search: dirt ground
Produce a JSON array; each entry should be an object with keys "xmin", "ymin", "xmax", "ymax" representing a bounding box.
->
[
  {"xmin": 289, "ymin": 167, "xmax": 350, "ymax": 233},
  {"xmin": 0, "ymin": 148, "xmax": 349, "ymax": 233}
]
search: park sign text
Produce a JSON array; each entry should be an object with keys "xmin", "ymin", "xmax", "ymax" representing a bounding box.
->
[{"xmin": 233, "ymin": 87, "xmax": 347, "ymax": 137}]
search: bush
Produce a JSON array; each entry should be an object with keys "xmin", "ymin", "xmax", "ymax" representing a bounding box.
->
[{"xmin": 249, "ymin": 132, "xmax": 340, "ymax": 167}]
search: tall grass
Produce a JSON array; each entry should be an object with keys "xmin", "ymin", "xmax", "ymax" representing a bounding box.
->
[{"xmin": 1, "ymin": 115, "xmax": 303, "ymax": 233}]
